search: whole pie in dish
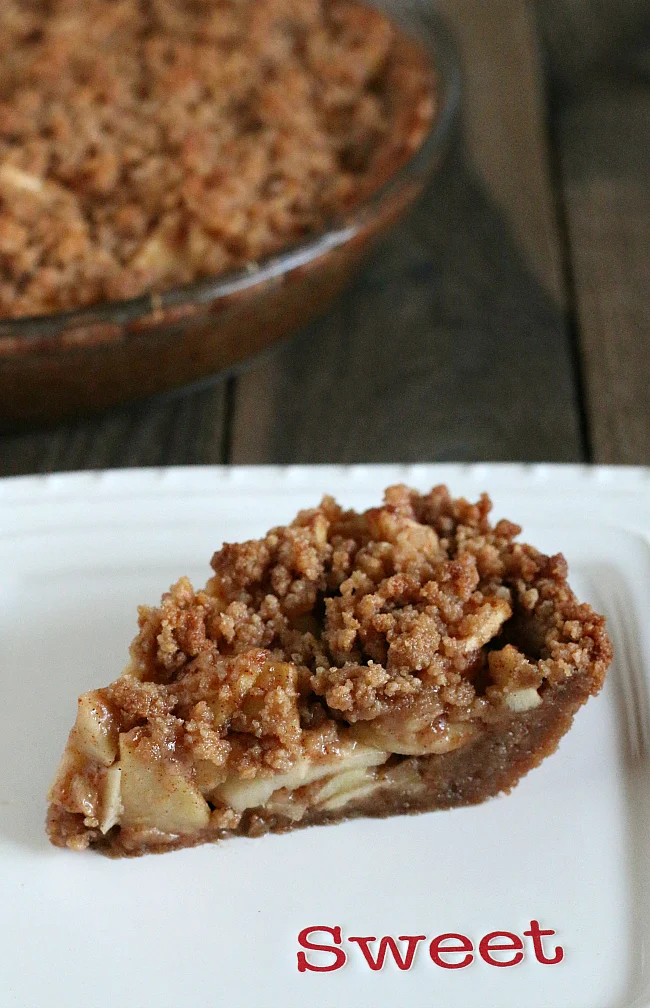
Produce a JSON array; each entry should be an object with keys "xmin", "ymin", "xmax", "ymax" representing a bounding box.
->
[
  {"xmin": 47, "ymin": 485, "xmax": 612, "ymax": 856},
  {"xmin": 0, "ymin": 0, "xmax": 435, "ymax": 319}
]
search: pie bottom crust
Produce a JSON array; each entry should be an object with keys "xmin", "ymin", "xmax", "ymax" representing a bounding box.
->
[{"xmin": 47, "ymin": 671, "xmax": 589, "ymax": 858}]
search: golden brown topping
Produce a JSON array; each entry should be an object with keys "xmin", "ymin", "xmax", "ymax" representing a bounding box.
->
[
  {"xmin": 0, "ymin": 0, "xmax": 435, "ymax": 318},
  {"xmin": 90, "ymin": 484, "xmax": 612, "ymax": 771}
]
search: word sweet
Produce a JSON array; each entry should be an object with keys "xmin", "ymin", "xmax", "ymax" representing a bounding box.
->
[{"xmin": 297, "ymin": 921, "xmax": 563, "ymax": 972}]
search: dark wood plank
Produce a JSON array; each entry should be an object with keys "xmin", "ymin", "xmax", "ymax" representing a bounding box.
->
[
  {"xmin": 436, "ymin": 0, "xmax": 564, "ymax": 307},
  {"xmin": 557, "ymin": 84, "xmax": 650, "ymax": 465},
  {"xmin": 535, "ymin": 0, "xmax": 650, "ymax": 84},
  {"xmin": 230, "ymin": 145, "xmax": 582, "ymax": 464},
  {"xmin": 0, "ymin": 383, "xmax": 227, "ymax": 476}
]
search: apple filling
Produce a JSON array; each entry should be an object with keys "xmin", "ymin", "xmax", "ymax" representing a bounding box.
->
[
  {"xmin": 48, "ymin": 688, "xmax": 396, "ymax": 837},
  {"xmin": 47, "ymin": 665, "xmax": 538, "ymax": 844}
]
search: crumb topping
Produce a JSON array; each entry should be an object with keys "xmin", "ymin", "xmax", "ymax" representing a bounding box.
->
[
  {"xmin": 106, "ymin": 484, "xmax": 612, "ymax": 781},
  {"xmin": 0, "ymin": 0, "xmax": 435, "ymax": 318}
]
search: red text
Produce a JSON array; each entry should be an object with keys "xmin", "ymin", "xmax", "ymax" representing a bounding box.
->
[{"xmin": 297, "ymin": 921, "xmax": 564, "ymax": 972}]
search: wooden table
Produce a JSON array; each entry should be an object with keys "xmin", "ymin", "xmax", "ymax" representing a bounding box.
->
[{"xmin": 1, "ymin": 0, "xmax": 648, "ymax": 476}]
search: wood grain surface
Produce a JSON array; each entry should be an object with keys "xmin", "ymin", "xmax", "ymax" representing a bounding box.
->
[
  {"xmin": 435, "ymin": 0, "xmax": 565, "ymax": 307},
  {"xmin": 557, "ymin": 84, "xmax": 650, "ymax": 465},
  {"xmin": 536, "ymin": 0, "xmax": 650, "ymax": 84},
  {"xmin": 0, "ymin": 384, "xmax": 228, "ymax": 476},
  {"xmin": 230, "ymin": 145, "xmax": 582, "ymax": 463}
]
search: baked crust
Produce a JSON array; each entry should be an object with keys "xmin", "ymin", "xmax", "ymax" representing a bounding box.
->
[{"xmin": 46, "ymin": 484, "xmax": 612, "ymax": 856}]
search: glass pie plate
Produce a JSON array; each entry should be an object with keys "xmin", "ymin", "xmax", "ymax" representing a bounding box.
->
[{"xmin": 0, "ymin": 2, "xmax": 459, "ymax": 428}]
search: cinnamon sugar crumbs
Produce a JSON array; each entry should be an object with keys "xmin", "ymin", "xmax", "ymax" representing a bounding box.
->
[
  {"xmin": 106, "ymin": 484, "xmax": 612, "ymax": 778},
  {"xmin": 0, "ymin": 0, "xmax": 435, "ymax": 319}
]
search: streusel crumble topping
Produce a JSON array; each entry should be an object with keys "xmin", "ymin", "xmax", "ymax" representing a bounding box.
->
[
  {"xmin": 0, "ymin": 0, "xmax": 435, "ymax": 318},
  {"xmin": 120, "ymin": 484, "xmax": 610, "ymax": 777}
]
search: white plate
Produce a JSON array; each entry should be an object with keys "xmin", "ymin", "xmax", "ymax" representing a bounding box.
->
[{"xmin": 1, "ymin": 464, "xmax": 650, "ymax": 1008}]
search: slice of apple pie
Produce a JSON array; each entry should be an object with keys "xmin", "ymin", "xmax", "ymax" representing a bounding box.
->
[{"xmin": 47, "ymin": 484, "xmax": 612, "ymax": 856}]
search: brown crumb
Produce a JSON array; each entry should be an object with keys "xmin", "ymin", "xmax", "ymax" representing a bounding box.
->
[
  {"xmin": 0, "ymin": 0, "xmax": 435, "ymax": 318},
  {"xmin": 111, "ymin": 484, "xmax": 612, "ymax": 774}
]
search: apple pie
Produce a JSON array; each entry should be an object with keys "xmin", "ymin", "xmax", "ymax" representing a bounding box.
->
[
  {"xmin": 0, "ymin": 0, "xmax": 435, "ymax": 318},
  {"xmin": 47, "ymin": 484, "xmax": 612, "ymax": 856}
]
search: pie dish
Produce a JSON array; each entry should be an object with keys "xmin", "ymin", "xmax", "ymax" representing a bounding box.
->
[
  {"xmin": 47, "ymin": 483, "xmax": 612, "ymax": 856},
  {"xmin": 0, "ymin": 4, "xmax": 459, "ymax": 426}
]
